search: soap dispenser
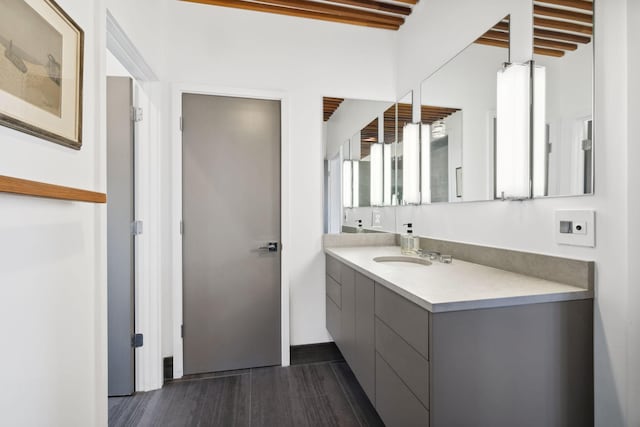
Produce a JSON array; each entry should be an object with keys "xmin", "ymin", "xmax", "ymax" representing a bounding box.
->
[{"xmin": 401, "ymin": 223, "xmax": 419, "ymax": 255}]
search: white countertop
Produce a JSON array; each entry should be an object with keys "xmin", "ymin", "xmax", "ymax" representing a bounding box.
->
[{"xmin": 325, "ymin": 246, "xmax": 593, "ymax": 313}]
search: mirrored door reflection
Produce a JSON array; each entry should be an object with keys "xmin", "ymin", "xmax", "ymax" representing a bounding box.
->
[{"xmin": 531, "ymin": 0, "xmax": 594, "ymax": 197}]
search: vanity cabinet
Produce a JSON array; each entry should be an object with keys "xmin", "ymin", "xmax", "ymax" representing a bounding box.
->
[
  {"xmin": 325, "ymin": 256, "xmax": 376, "ymax": 402},
  {"xmin": 325, "ymin": 253, "xmax": 594, "ymax": 427}
]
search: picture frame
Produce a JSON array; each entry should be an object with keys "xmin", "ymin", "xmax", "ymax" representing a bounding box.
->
[
  {"xmin": 456, "ymin": 166, "xmax": 463, "ymax": 198},
  {"xmin": 0, "ymin": 0, "xmax": 84, "ymax": 149}
]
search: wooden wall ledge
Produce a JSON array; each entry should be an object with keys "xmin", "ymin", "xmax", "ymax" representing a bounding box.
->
[{"xmin": 0, "ymin": 175, "xmax": 107, "ymax": 204}]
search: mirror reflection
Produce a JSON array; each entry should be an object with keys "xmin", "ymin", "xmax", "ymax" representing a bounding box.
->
[
  {"xmin": 397, "ymin": 91, "xmax": 413, "ymax": 204},
  {"xmin": 420, "ymin": 16, "xmax": 510, "ymax": 203},
  {"xmin": 323, "ymin": 97, "xmax": 395, "ymax": 232},
  {"xmin": 532, "ymin": 1, "xmax": 594, "ymax": 197}
]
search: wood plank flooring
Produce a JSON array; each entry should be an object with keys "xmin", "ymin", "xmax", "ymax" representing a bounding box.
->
[{"xmin": 109, "ymin": 361, "xmax": 383, "ymax": 427}]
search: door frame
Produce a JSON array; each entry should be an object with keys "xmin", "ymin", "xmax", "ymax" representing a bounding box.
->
[
  {"xmin": 107, "ymin": 11, "xmax": 164, "ymax": 392},
  {"xmin": 171, "ymin": 83, "xmax": 291, "ymax": 378}
]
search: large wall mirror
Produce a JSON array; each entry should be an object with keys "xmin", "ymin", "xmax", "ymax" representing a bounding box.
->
[
  {"xmin": 420, "ymin": 16, "xmax": 510, "ymax": 203},
  {"xmin": 531, "ymin": 0, "xmax": 594, "ymax": 197},
  {"xmin": 323, "ymin": 97, "xmax": 395, "ymax": 233}
]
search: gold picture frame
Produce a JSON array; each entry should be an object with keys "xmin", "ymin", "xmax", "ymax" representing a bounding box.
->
[{"xmin": 0, "ymin": 0, "xmax": 84, "ymax": 149}]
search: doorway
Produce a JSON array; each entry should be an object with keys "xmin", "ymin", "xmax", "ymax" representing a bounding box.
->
[{"xmin": 181, "ymin": 94, "xmax": 282, "ymax": 375}]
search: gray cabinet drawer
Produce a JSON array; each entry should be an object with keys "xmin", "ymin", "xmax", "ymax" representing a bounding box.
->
[
  {"xmin": 326, "ymin": 295, "xmax": 341, "ymax": 342},
  {"xmin": 326, "ymin": 255, "xmax": 341, "ymax": 283},
  {"xmin": 375, "ymin": 283, "xmax": 429, "ymax": 359},
  {"xmin": 326, "ymin": 275, "xmax": 341, "ymax": 308},
  {"xmin": 354, "ymin": 272, "xmax": 375, "ymax": 403},
  {"xmin": 340, "ymin": 262, "xmax": 355, "ymax": 289},
  {"xmin": 376, "ymin": 354, "xmax": 429, "ymax": 427},
  {"xmin": 376, "ymin": 318, "xmax": 429, "ymax": 409},
  {"xmin": 340, "ymin": 265, "xmax": 356, "ymax": 366}
]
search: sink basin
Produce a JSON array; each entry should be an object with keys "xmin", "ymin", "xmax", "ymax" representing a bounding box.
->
[{"xmin": 373, "ymin": 256, "xmax": 432, "ymax": 266}]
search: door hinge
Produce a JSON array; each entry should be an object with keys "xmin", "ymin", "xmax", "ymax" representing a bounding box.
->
[
  {"xmin": 131, "ymin": 106, "xmax": 143, "ymax": 122},
  {"xmin": 132, "ymin": 333, "xmax": 144, "ymax": 348},
  {"xmin": 582, "ymin": 139, "xmax": 593, "ymax": 151},
  {"xmin": 132, "ymin": 220, "xmax": 143, "ymax": 235},
  {"xmin": 181, "ymin": 325, "xmax": 184, "ymax": 338},
  {"xmin": 180, "ymin": 220, "xmax": 184, "ymax": 235},
  {"xmin": 179, "ymin": 116, "xmax": 183, "ymax": 131}
]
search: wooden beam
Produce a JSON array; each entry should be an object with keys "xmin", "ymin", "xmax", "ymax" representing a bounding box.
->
[
  {"xmin": 535, "ymin": 0, "xmax": 593, "ymax": 12},
  {"xmin": 534, "ymin": 17, "xmax": 592, "ymax": 35},
  {"xmin": 475, "ymin": 37, "xmax": 509, "ymax": 49},
  {"xmin": 181, "ymin": 0, "xmax": 400, "ymax": 30},
  {"xmin": 0, "ymin": 175, "xmax": 107, "ymax": 203},
  {"xmin": 534, "ymin": 37, "xmax": 577, "ymax": 51},
  {"xmin": 389, "ymin": 0, "xmax": 417, "ymax": 4},
  {"xmin": 482, "ymin": 29, "xmax": 509, "ymax": 41},
  {"xmin": 534, "ymin": 27, "xmax": 591, "ymax": 43},
  {"xmin": 493, "ymin": 21, "xmax": 510, "ymax": 32},
  {"xmin": 326, "ymin": 0, "xmax": 412, "ymax": 16},
  {"xmin": 534, "ymin": 5, "xmax": 592, "ymax": 24},
  {"xmin": 252, "ymin": 0, "xmax": 404, "ymax": 25},
  {"xmin": 534, "ymin": 46, "xmax": 565, "ymax": 57}
]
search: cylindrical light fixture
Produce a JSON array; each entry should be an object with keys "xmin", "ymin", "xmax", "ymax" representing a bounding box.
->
[
  {"xmin": 532, "ymin": 64, "xmax": 547, "ymax": 197},
  {"xmin": 421, "ymin": 124, "xmax": 431, "ymax": 204},
  {"xmin": 370, "ymin": 143, "xmax": 383, "ymax": 206},
  {"xmin": 402, "ymin": 123, "xmax": 421, "ymax": 204},
  {"xmin": 383, "ymin": 143, "xmax": 392, "ymax": 205},
  {"xmin": 342, "ymin": 160, "xmax": 352, "ymax": 208},
  {"xmin": 496, "ymin": 62, "xmax": 532, "ymax": 199}
]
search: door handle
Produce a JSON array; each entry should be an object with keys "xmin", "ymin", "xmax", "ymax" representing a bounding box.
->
[{"xmin": 258, "ymin": 242, "xmax": 278, "ymax": 253}]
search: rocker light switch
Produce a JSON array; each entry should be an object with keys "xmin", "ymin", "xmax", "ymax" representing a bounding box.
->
[
  {"xmin": 555, "ymin": 210, "xmax": 595, "ymax": 247},
  {"xmin": 559, "ymin": 221, "xmax": 573, "ymax": 234}
]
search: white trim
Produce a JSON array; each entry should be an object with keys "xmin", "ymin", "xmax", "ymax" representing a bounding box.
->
[
  {"xmin": 106, "ymin": 17, "xmax": 163, "ymax": 392},
  {"xmin": 106, "ymin": 11, "xmax": 158, "ymax": 82},
  {"xmin": 171, "ymin": 83, "xmax": 291, "ymax": 378}
]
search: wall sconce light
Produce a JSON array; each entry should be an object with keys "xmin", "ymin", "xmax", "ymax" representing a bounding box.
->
[
  {"xmin": 496, "ymin": 62, "xmax": 532, "ymax": 199},
  {"xmin": 532, "ymin": 64, "xmax": 547, "ymax": 197},
  {"xmin": 403, "ymin": 122, "xmax": 421, "ymax": 204},
  {"xmin": 421, "ymin": 124, "xmax": 431, "ymax": 204},
  {"xmin": 370, "ymin": 143, "xmax": 383, "ymax": 206},
  {"xmin": 343, "ymin": 160, "xmax": 353, "ymax": 208},
  {"xmin": 383, "ymin": 143, "xmax": 392, "ymax": 205}
]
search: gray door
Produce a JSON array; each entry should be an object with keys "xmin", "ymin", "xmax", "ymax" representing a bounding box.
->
[
  {"xmin": 107, "ymin": 77, "xmax": 135, "ymax": 396},
  {"xmin": 182, "ymin": 94, "xmax": 281, "ymax": 375}
]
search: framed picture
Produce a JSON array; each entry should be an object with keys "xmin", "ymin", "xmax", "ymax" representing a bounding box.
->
[
  {"xmin": 456, "ymin": 166, "xmax": 463, "ymax": 198},
  {"xmin": 0, "ymin": 0, "xmax": 84, "ymax": 149}
]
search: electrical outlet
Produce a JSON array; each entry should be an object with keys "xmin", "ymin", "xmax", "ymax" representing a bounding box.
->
[
  {"xmin": 555, "ymin": 210, "xmax": 595, "ymax": 247},
  {"xmin": 573, "ymin": 221, "xmax": 587, "ymax": 235}
]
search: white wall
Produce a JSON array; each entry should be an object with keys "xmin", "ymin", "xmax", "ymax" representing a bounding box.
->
[
  {"xmin": 164, "ymin": 1, "xmax": 396, "ymax": 346},
  {"xmin": 393, "ymin": 0, "xmax": 634, "ymax": 425},
  {"xmin": 626, "ymin": 1, "xmax": 640, "ymax": 425},
  {"xmin": 0, "ymin": 0, "xmax": 107, "ymax": 425}
]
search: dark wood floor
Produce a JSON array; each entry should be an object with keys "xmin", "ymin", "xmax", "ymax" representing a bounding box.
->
[{"xmin": 109, "ymin": 360, "xmax": 383, "ymax": 426}]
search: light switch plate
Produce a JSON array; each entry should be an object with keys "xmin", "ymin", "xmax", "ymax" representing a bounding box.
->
[
  {"xmin": 371, "ymin": 209, "xmax": 383, "ymax": 228},
  {"xmin": 555, "ymin": 210, "xmax": 595, "ymax": 247}
]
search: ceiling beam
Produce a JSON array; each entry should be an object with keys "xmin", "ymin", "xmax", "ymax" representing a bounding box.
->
[
  {"xmin": 535, "ymin": 0, "xmax": 593, "ymax": 12},
  {"xmin": 534, "ymin": 27, "xmax": 591, "ymax": 43},
  {"xmin": 252, "ymin": 0, "xmax": 405, "ymax": 26},
  {"xmin": 389, "ymin": 0, "xmax": 418, "ymax": 4},
  {"xmin": 482, "ymin": 29, "xmax": 510, "ymax": 41},
  {"xmin": 326, "ymin": 0, "xmax": 412, "ymax": 16},
  {"xmin": 534, "ymin": 37, "xmax": 578, "ymax": 51},
  {"xmin": 475, "ymin": 37, "xmax": 509, "ymax": 49},
  {"xmin": 534, "ymin": 46, "xmax": 565, "ymax": 57},
  {"xmin": 534, "ymin": 17, "xmax": 592, "ymax": 35},
  {"xmin": 534, "ymin": 5, "xmax": 592, "ymax": 24},
  {"xmin": 181, "ymin": 0, "xmax": 400, "ymax": 30}
]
